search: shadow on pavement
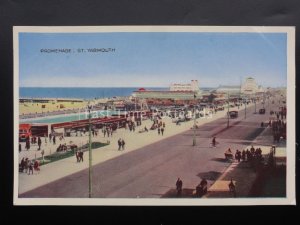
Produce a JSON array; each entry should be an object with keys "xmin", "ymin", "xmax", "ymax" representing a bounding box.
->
[
  {"xmin": 211, "ymin": 157, "xmax": 231, "ymax": 163},
  {"xmin": 226, "ymin": 140, "xmax": 257, "ymax": 145},
  {"xmin": 197, "ymin": 171, "xmax": 222, "ymax": 180},
  {"xmin": 161, "ymin": 188, "xmax": 196, "ymax": 198}
]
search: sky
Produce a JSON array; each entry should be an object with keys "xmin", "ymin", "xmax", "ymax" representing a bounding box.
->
[{"xmin": 19, "ymin": 32, "xmax": 287, "ymax": 88}]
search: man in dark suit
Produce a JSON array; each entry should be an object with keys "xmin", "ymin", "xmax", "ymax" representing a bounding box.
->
[{"xmin": 176, "ymin": 178, "xmax": 183, "ymax": 196}]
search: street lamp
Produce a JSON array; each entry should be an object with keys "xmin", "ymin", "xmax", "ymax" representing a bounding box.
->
[
  {"xmin": 263, "ymin": 92, "xmax": 266, "ymax": 110},
  {"xmin": 87, "ymin": 105, "xmax": 93, "ymax": 198},
  {"xmin": 227, "ymin": 92, "xmax": 229, "ymax": 128},
  {"xmin": 244, "ymin": 98, "xmax": 246, "ymax": 119},
  {"xmin": 193, "ymin": 92, "xmax": 197, "ymax": 146}
]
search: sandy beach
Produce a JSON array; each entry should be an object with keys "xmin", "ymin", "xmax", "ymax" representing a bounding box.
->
[{"xmin": 19, "ymin": 98, "xmax": 110, "ymax": 116}]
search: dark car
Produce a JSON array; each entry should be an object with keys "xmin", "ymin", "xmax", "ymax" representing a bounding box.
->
[
  {"xmin": 259, "ymin": 108, "xmax": 265, "ymax": 114},
  {"xmin": 228, "ymin": 111, "xmax": 238, "ymax": 118}
]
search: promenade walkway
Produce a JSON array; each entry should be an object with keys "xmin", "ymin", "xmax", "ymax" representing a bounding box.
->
[{"xmin": 18, "ymin": 104, "xmax": 250, "ymax": 194}]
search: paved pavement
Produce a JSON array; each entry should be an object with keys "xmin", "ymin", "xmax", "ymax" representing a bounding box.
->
[{"xmin": 20, "ymin": 98, "xmax": 283, "ymax": 198}]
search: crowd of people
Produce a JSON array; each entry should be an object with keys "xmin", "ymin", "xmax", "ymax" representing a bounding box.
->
[
  {"xmin": 150, "ymin": 118, "xmax": 166, "ymax": 135},
  {"xmin": 224, "ymin": 146, "xmax": 263, "ymax": 163},
  {"xmin": 75, "ymin": 150, "xmax": 84, "ymax": 162},
  {"xmin": 56, "ymin": 143, "xmax": 68, "ymax": 152},
  {"xmin": 23, "ymin": 136, "xmax": 43, "ymax": 151},
  {"xmin": 102, "ymin": 124, "xmax": 115, "ymax": 137},
  {"xmin": 19, "ymin": 158, "xmax": 40, "ymax": 175},
  {"xmin": 125, "ymin": 121, "xmax": 136, "ymax": 132},
  {"xmin": 270, "ymin": 119, "xmax": 286, "ymax": 142}
]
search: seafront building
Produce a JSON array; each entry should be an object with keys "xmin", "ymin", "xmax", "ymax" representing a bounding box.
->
[
  {"xmin": 215, "ymin": 85, "xmax": 241, "ymax": 96},
  {"xmin": 241, "ymin": 77, "xmax": 259, "ymax": 95},
  {"xmin": 132, "ymin": 80, "xmax": 202, "ymax": 106},
  {"xmin": 213, "ymin": 77, "xmax": 265, "ymax": 99},
  {"xmin": 169, "ymin": 80, "xmax": 199, "ymax": 92}
]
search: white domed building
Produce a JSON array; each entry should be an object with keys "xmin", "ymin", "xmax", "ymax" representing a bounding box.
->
[{"xmin": 241, "ymin": 77, "xmax": 259, "ymax": 95}]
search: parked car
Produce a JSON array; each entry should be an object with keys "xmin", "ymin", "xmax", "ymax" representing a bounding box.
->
[
  {"xmin": 259, "ymin": 108, "xmax": 266, "ymax": 114},
  {"xmin": 228, "ymin": 111, "xmax": 238, "ymax": 119}
]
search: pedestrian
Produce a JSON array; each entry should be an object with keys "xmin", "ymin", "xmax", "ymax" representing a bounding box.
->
[
  {"xmin": 235, "ymin": 150, "xmax": 241, "ymax": 162},
  {"xmin": 161, "ymin": 127, "xmax": 164, "ymax": 136},
  {"xmin": 53, "ymin": 135, "xmax": 56, "ymax": 145},
  {"xmin": 158, "ymin": 127, "xmax": 161, "ymax": 135},
  {"xmin": 38, "ymin": 137, "xmax": 42, "ymax": 150},
  {"xmin": 24, "ymin": 158, "xmax": 29, "ymax": 173},
  {"xmin": 237, "ymin": 150, "xmax": 241, "ymax": 162},
  {"xmin": 228, "ymin": 178, "xmax": 236, "ymax": 197},
  {"xmin": 118, "ymin": 138, "xmax": 122, "ymax": 151},
  {"xmin": 34, "ymin": 160, "xmax": 40, "ymax": 173},
  {"xmin": 20, "ymin": 158, "xmax": 25, "ymax": 172},
  {"xmin": 121, "ymin": 139, "xmax": 125, "ymax": 150},
  {"xmin": 19, "ymin": 143, "xmax": 22, "ymax": 153},
  {"xmin": 49, "ymin": 133, "xmax": 52, "ymax": 143},
  {"xmin": 196, "ymin": 178, "xmax": 208, "ymax": 197},
  {"xmin": 176, "ymin": 178, "xmax": 183, "ymax": 197},
  {"xmin": 75, "ymin": 150, "xmax": 79, "ymax": 162},
  {"xmin": 79, "ymin": 150, "xmax": 84, "ymax": 162},
  {"xmin": 103, "ymin": 128, "xmax": 106, "ymax": 137},
  {"xmin": 25, "ymin": 138, "xmax": 30, "ymax": 150},
  {"xmin": 28, "ymin": 161, "xmax": 33, "ymax": 175},
  {"xmin": 242, "ymin": 150, "xmax": 246, "ymax": 161},
  {"xmin": 163, "ymin": 122, "xmax": 165, "ymax": 128}
]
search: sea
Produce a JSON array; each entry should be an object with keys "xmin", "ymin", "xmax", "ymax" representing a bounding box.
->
[
  {"xmin": 20, "ymin": 87, "xmax": 168, "ymax": 99},
  {"xmin": 20, "ymin": 87, "xmax": 215, "ymax": 99}
]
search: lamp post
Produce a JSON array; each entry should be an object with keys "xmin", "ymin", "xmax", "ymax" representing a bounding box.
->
[
  {"xmin": 244, "ymin": 98, "xmax": 246, "ymax": 119},
  {"xmin": 263, "ymin": 93, "xmax": 265, "ymax": 110},
  {"xmin": 88, "ymin": 105, "xmax": 93, "ymax": 198},
  {"xmin": 193, "ymin": 92, "xmax": 197, "ymax": 146},
  {"xmin": 227, "ymin": 92, "xmax": 229, "ymax": 128}
]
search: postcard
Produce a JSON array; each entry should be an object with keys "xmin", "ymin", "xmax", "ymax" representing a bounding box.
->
[{"xmin": 13, "ymin": 26, "xmax": 295, "ymax": 205}]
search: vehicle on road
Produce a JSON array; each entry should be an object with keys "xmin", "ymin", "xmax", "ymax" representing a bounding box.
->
[
  {"xmin": 227, "ymin": 111, "xmax": 238, "ymax": 119},
  {"xmin": 259, "ymin": 108, "xmax": 266, "ymax": 114}
]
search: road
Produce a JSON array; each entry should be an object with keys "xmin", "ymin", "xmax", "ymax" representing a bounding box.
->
[{"xmin": 20, "ymin": 97, "xmax": 282, "ymax": 198}]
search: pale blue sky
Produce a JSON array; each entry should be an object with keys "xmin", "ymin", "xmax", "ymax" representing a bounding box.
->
[{"xmin": 19, "ymin": 32, "xmax": 287, "ymax": 88}]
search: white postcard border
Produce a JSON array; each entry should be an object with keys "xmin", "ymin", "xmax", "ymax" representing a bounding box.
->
[{"xmin": 13, "ymin": 26, "xmax": 296, "ymax": 206}]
